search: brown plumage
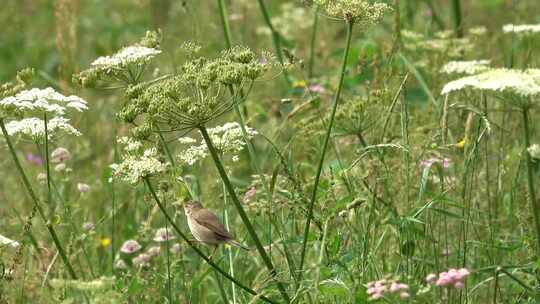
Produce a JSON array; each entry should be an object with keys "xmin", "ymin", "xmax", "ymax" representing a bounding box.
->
[{"xmin": 184, "ymin": 200, "xmax": 249, "ymax": 250}]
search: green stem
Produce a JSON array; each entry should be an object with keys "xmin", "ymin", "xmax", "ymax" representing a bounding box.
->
[
  {"xmin": 256, "ymin": 0, "xmax": 292, "ymax": 85},
  {"xmin": 498, "ymin": 267, "xmax": 536, "ymax": 294},
  {"xmin": 214, "ymin": 271, "xmax": 230, "ymax": 304},
  {"xmin": 44, "ymin": 113, "xmax": 52, "ymax": 215},
  {"xmin": 217, "ymin": 0, "xmax": 233, "ymax": 49},
  {"xmin": 492, "ymin": 268, "xmax": 499, "ymax": 304},
  {"xmin": 0, "ymin": 118, "xmax": 78, "ymax": 279},
  {"xmin": 298, "ymin": 19, "xmax": 354, "ymax": 278},
  {"xmin": 142, "ymin": 177, "xmax": 277, "ymax": 304},
  {"xmin": 155, "ymin": 129, "xmax": 180, "ymax": 303},
  {"xmin": 451, "ymin": 0, "xmax": 463, "ymax": 37},
  {"xmin": 198, "ymin": 126, "xmax": 291, "ymax": 303},
  {"xmin": 423, "ymin": 0, "xmax": 445, "ymax": 30},
  {"xmin": 227, "ymin": 85, "xmax": 299, "ymax": 291},
  {"xmin": 522, "ymin": 108, "xmax": 540, "ymax": 259},
  {"xmin": 308, "ymin": 7, "xmax": 320, "ymax": 78}
]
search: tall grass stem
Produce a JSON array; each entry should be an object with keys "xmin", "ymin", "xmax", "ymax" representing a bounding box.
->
[
  {"xmin": 298, "ymin": 19, "xmax": 354, "ymax": 277},
  {"xmin": 256, "ymin": 0, "xmax": 292, "ymax": 85},
  {"xmin": 521, "ymin": 108, "xmax": 540, "ymax": 259}
]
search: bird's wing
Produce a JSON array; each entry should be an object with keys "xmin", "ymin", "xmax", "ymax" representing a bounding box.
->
[{"xmin": 194, "ymin": 209, "xmax": 233, "ymax": 240}]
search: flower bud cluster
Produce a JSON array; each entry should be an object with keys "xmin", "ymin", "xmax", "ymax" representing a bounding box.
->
[
  {"xmin": 314, "ymin": 0, "xmax": 391, "ymax": 25},
  {"xmin": 119, "ymin": 46, "xmax": 270, "ymax": 133},
  {"xmin": 0, "ymin": 68, "xmax": 33, "ymax": 101}
]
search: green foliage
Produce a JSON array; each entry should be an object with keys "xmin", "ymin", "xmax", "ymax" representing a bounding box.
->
[{"xmin": 1, "ymin": 1, "xmax": 540, "ymax": 303}]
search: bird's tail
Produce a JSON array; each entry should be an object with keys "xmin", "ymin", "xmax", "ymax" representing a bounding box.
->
[{"xmin": 227, "ymin": 239, "xmax": 250, "ymax": 250}]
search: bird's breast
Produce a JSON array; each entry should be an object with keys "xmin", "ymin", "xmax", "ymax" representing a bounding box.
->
[{"xmin": 187, "ymin": 216, "xmax": 220, "ymax": 245}]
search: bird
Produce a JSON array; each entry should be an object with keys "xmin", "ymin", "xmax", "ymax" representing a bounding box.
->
[{"xmin": 184, "ymin": 200, "xmax": 249, "ymax": 252}]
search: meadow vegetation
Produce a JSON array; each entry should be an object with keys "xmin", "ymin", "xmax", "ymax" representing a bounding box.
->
[{"xmin": 1, "ymin": 0, "xmax": 540, "ymax": 303}]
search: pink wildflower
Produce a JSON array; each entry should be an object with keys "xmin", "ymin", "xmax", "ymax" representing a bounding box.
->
[{"xmin": 120, "ymin": 240, "xmax": 142, "ymax": 254}]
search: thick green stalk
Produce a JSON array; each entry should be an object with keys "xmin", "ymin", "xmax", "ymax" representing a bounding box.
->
[
  {"xmin": 298, "ymin": 20, "xmax": 354, "ymax": 276},
  {"xmin": 142, "ymin": 177, "xmax": 277, "ymax": 304},
  {"xmin": 522, "ymin": 108, "xmax": 540, "ymax": 258},
  {"xmin": 451, "ymin": 0, "xmax": 463, "ymax": 37},
  {"xmin": 0, "ymin": 118, "xmax": 78, "ymax": 279},
  {"xmin": 217, "ymin": 0, "xmax": 233, "ymax": 49},
  {"xmin": 256, "ymin": 0, "xmax": 292, "ymax": 85},
  {"xmin": 228, "ymin": 86, "xmax": 299, "ymax": 291},
  {"xmin": 198, "ymin": 126, "xmax": 291, "ymax": 303}
]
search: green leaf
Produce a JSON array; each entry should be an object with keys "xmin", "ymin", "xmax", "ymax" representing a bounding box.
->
[{"xmin": 318, "ymin": 279, "xmax": 350, "ymax": 299}]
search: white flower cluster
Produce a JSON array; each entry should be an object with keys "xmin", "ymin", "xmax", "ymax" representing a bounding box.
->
[
  {"xmin": 256, "ymin": 3, "xmax": 313, "ymax": 39},
  {"xmin": 0, "ymin": 87, "xmax": 87, "ymax": 141},
  {"xmin": 0, "ymin": 87, "xmax": 88, "ymax": 115},
  {"xmin": 0, "ymin": 233, "xmax": 19, "ymax": 248},
  {"xmin": 314, "ymin": 0, "xmax": 391, "ymax": 26},
  {"xmin": 469, "ymin": 26, "xmax": 487, "ymax": 36},
  {"xmin": 440, "ymin": 60, "xmax": 491, "ymax": 75},
  {"xmin": 441, "ymin": 68, "xmax": 540, "ymax": 97},
  {"xmin": 178, "ymin": 122, "xmax": 257, "ymax": 165},
  {"xmin": 178, "ymin": 144, "xmax": 209, "ymax": 166},
  {"xmin": 111, "ymin": 139, "xmax": 167, "ymax": 184},
  {"xmin": 91, "ymin": 46, "xmax": 162, "ymax": 70},
  {"xmin": 118, "ymin": 136, "xmax": 143, "ymax": 152},
  {"xmin": 503, "ymin": 24, "xmax": 540, "ymax": 34},
  {"xmin": 528, "ymin": 144, "xmax": 540, "ymax": 160},
  {"xmin": 5, "ymin": 117, "xmax": 81, "ymax": 139},
  {"xmin": 402, "ymin": 30, "xmax": 472, "ymax": 57},
  {"xmin": 208, "ymin": 122, "xmax": 258, "ymax": 152},
  {"xmin": 50, "ymin": 276, "xmax": 115, "ymax": 291}
]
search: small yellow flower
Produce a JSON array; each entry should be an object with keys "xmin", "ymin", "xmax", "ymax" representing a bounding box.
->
[
  {"xmin": 455, "ymin": 138, "xmax": 466, "ymax": 149},
  {"xmin": 100, "ymin": 238, "xmax": 111, "ymax": 248},
  {"xmin": 293, "ymin": 80, "xmax": 306, "ymax": 88}
]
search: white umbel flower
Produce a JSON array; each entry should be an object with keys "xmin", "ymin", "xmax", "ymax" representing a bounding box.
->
[
  {"xmin": 441, "ymin": 68, "xmax": 540, "ymax": 97},
  {"xmin": 469, "ymin": 26, "xmax": 487, "ymax": 36},
  {"xmin": 0, "ymin": 233, "xmax": 19, "ymax": 248},
  {"xmin": 503, "ymin": 24, "xmax": 540, "ymax": 34},
  {"xmin": 177, "ymin": 122, "xmax": 258, "ymax": 165},
  {"xmin": 178, "ymin": 137, "xmax": 197, "ymax": 144},
  {"xmin": 528, "ymin": 144, "xmax": 540, "ymax": 160},
  {"xmin": 440, "ymin": 60, "xmax": 490, "ymax": 75},
  {"xmin": 91, "ymin": 46, "xmax": 161, "ymax": 70},
  {"xmin": 178, "ymin": 144, "xmax": 209, "ymax": 165},
  {"xmin": 5, "ymin": 117, "xmax": 82, "ymax": 139},
  {"xmin": 0, "ymin": 87, "xmax": 87, "ymax": 115},
  {"xmin": 207, "ymin": 122, "xmax": 258, "ymax": 153},
  {"xmin": 118, "ymin": 136, "xmax": 143, "ymax": 152},
  {"xmin": 111, "ymin": 147, "xmax": 167, "ymax": 184}
]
